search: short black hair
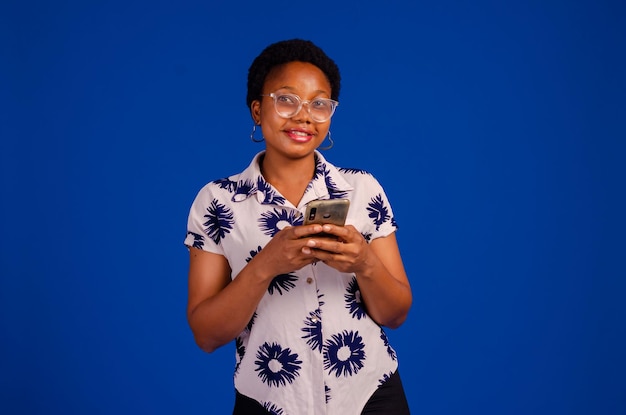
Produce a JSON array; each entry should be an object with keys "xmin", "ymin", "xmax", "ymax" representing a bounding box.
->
[{"xmin": 246, "ymin": 39, "xmax": 341, "ymax": 109}]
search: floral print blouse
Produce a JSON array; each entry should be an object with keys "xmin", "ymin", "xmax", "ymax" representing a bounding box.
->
[{"xmin": 184, "ymin": 150, "xmax": 400, "ymax": 415}]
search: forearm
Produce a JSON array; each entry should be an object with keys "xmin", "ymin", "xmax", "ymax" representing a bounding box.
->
[
  {"xmin": 356, "ymin": 254, "xmax": 412, "ymax": 329},
  {"xmin": 188, "ymin": 263, "xmax": 272, "ymax": 353}
]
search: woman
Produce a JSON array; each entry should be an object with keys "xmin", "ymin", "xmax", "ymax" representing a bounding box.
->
[{"xmin": 184, "ymin": 39, "xmax": 412, "ymax": 414}]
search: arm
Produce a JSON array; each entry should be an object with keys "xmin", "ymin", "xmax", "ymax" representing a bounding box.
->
[
  {"xmin": 302, "ymin": 226, "xmax": 412, "ymax": 328},
  {"xmin": 353, "ymin": 232, "xmax": 412, "ymax": 328},
  {"xmin": 186, "ymin": 248, "xmax": 269, "ymax": 353},
  {"xmin": 187, "ymin": 224, "xmax": 325, "ymax": 353}
]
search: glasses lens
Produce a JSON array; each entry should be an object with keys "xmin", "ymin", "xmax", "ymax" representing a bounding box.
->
[
  {"xmin": 309, "ymin": 99, "xmax": 334, "ymax": 122},
  {"xmin": 274, "ymin": 94, "xmax": 300, "ymax": 117}
]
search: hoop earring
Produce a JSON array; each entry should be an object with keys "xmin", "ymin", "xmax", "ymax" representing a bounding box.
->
[
  {"xmin": 318, "ymin": 131, "xmax": 334, "ymax": 150},
  {"xmin": 250, "ymin": 124, "xmax": 264, "ymax": 143}
]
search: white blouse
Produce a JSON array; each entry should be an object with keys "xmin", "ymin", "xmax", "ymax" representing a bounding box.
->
[{"xmin": 185, "ymin": 150, "xmax": 401, "ymax": 415}]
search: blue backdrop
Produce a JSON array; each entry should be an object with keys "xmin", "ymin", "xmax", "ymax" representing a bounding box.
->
[{"xmin": 2, "ymin": 1, "xmax": 625, "ymax": 414}]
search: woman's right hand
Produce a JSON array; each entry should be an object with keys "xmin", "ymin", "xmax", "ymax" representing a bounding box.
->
[
  {"xmin": 248, "ymin": 224, "xmax": 325, "ymax": 278},
  {"xmin": 187, "ymin": 223, "xmax": 326, "ymax": 353}
]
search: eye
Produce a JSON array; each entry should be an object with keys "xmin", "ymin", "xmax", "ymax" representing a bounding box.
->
[
  {"xmin": 311, "ymin": 99, "xmax": 331, "ymax": 109},
  {"xmin": 277, "ymin": 94, "xmax": 298, "ymax": 105}
]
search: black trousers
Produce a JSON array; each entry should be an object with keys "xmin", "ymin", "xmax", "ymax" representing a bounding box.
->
[{"xmin": 233, "ymin": 370, "xmax": 410, "ymax": 414}]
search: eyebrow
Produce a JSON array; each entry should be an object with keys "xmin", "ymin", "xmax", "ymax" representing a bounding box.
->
[{"xmin": 274, "ymin": 86, "xmax": 330, "ymax": 96}]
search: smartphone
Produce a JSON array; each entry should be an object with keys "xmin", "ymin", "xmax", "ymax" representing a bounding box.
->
[{"xmin": 303, "ymin": 199, "xmax": 350, "ymax": 238}]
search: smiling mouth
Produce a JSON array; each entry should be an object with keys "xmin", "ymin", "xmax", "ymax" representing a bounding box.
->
[{"xmin": 286, "ymin": 129, "xmax": 314, "ymax": 141}]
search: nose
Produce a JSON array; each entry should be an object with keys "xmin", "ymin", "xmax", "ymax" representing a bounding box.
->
[{"xmin": 292, "ymin": 100, "xmax": 313, "ymax": 122}]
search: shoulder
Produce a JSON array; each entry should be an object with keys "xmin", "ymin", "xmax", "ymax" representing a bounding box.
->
[
  {"xmin": 192, "ymin": 151, "xmax": 264, "ymax": 201},
  {"xmin": 336, "ymin": 166, "xmax": 386, "ymax": 193}
]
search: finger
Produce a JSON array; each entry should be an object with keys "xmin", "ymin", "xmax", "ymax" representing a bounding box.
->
[
  {"xmin": 294, "ymin": 224, "xmax": 324, "ymax": 239},
  {"xmin": 311, "ymin": 249, "xmax": 336, "ymax": 264},
  {"xmin": 307, "ymin": 238, "xmax": 343, "ymax": 254},
  {"xmin": 321, "ymin": 224, "xmax": 350, "ymax": 241}
]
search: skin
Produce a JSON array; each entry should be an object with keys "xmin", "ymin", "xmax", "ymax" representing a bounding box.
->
[{"xmin": 187, "ymin": 61, "xmax": 412, "ymax": 353}]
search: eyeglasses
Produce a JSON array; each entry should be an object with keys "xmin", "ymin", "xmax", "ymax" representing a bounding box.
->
[{"xmin": 261, "ymin": 92, "xmax": 339, "ymax": 123}]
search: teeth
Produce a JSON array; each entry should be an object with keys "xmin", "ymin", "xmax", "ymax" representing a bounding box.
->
[{"xmin": 292, "ymin": 131, "xmax": 309, "ymax": 137}]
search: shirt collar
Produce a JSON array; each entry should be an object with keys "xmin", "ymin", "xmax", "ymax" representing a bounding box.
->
[{"xmin": 231, "ymin": 151, "xmax": 354, "ymax": 208}]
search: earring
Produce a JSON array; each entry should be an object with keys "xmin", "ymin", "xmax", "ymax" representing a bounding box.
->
[
  {"xmin": 318, "ymin": 131, "xmax": 334, "ymax": 150},
  {"xmin": 250, "ymin": 124, "xmax": 264, "ymax": 143}
]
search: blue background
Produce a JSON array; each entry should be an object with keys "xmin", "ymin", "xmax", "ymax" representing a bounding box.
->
[{"xmin": 2, "ymin": 1, "xmax": 625, "ymax": 414}]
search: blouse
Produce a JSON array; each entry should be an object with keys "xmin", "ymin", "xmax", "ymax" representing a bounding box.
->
[{"xmin": 184, "ymin": 150, "xmax": 400, "ymax": 415}]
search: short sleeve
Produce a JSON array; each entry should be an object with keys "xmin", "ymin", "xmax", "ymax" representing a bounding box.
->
[
  {"xmin": 345, "ymin": 171, "xmax": 398, "ymax": 242},
  {"xmin": 366, "ymin": 175, "xmax": 398, "ymax": 240},
  {"xmin": 183, "ymin": 183, "xmax": 225, "ymax": 256}
]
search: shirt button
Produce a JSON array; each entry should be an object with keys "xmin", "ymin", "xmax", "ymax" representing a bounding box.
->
[{"xmin": 306, "ymin": 277, "xmax": 313, "ymax": 284}]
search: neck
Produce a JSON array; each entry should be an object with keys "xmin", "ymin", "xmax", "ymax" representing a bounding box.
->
[{"xmin": 260, "ymin": 153, "xmax": 316, "ymax": 206}]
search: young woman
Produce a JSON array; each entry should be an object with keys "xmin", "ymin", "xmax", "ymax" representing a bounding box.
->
[{"xmin": 184, "ymin": 39, "xmax": 412, "ymax": 414}]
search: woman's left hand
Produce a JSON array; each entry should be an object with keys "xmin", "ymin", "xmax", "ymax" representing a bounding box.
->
[
  {"xmin": 301, "ymin": 224, "xmax": 370, "ymax": 274},
  {"xmin": 303, "ymin": 224, "xmax": 412, "ymax": 328}
]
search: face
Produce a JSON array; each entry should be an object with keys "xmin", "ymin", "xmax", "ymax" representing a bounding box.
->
[{"xmin": 251, "ymin": 61, "xmax": 333, "ymax": 160}]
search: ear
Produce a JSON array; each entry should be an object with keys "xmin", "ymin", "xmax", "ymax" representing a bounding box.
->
[{"xmin": 250, "ymin": 100, "xmax": 261, "ymax": 125}]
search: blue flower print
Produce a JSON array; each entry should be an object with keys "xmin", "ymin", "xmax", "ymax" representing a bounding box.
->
[
  {"xmin": 323, "ymin": 330, "xmax": 366, "ymax": 377},
  {"xmin": 317, "ymin": 290, "xmax": 325, "ymax": 307},
  {"xmin": 378, "ymin": 371, "xmax": 394, "ymax": 386},
  {"xmin": 268, "ymin": 274, "xmax": 298, "ymax": 295},
  {"xmin": 312, "ymin": 156, "xmax": 325, "ymax": 180},
  {"xmin": 293, "ymin": 214, "xmax": 304, "ymax": 226},
  {"xmin": 246, "ymin": 246, "xmax": 262, "ymax": 263},
  {"xmin": 246, "ymin": 312, "xmax": 257, "ymax": 332},
  {"xmin": 235, "ymin": 336, "xmax": 245, "ymax": 374},
  {"xmin": 203, "ymin": 199, "xmax": 234, "ymax": 244},
  {"xmin": 322, "ymin": 167, "xmax": 348, "ymax": 199},
  {"xmin": 257, "ymin": 177, "xmax": 286, "ymax": 205},
  {"xmin": 361, "ymin": 231, "xmax": 373, "ymax": 242},
  {"xmin": 236, "ymin": 336, "xmax": 245, "ymax": 358},
  {"xmin": 234, "ymin": 179, "xmax": 256, "ymax": 200},
  {"xmin": 301, "ymin": 308, "xmax": 323, "ymax": 352},
  {"xmin": 245, "ymin": 247, "xmax": 297, "ymax": 295},
  {"xmin": 345, "ymin": 277, "xmax": 367, "ymax": 320},
  {"xmin": 367, "ymin": 194, "xmax": 390, "ymax": 231},
  {"xmin": 380, "ymin": 328, "xmax": 397, "ymax": 360},
  {"xmin": 338, "ymin": 167, "xmax": 368, "ymax": 175},
  {"xmin": 262, "ymin": 402, "xmax": 285, "ymax": 415},
  {"xmin": 305, "ymin": 158, "xmax": 329, "ymax": 195},
  {"xmin": 325, "ymin": 384, "xmax": 331, "ymax": 403},
  {"xmin": 328, "ymin": 188, "xmax": 348, "ymax": 199},
  {"xmin": 255, "ymin": 342, "xmax": 302, "ymax": 387},
  {"xmin": 259, "ymin": 208, "xmax": 300, "ymax": 237},
  {"xmin": 186, "ymin": 231, "xmax": 205, "ymax": 249},
  {"xmin": 214, "ymin": 177, "xmax": 237, "ymax": 192}
]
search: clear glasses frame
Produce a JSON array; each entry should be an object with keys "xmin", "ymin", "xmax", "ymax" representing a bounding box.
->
[{"xmin": 260, "ymin": 92, "xmax": 339, "ymax": 122}]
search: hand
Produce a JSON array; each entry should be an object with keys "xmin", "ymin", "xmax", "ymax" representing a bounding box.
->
[
  {"xmin": 248, "ymin": 224, "xmax": 327, "ymax": 278},
  {"xmin": 300, "ymin": 224, "xmax": 370, "ymax": 274}
]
